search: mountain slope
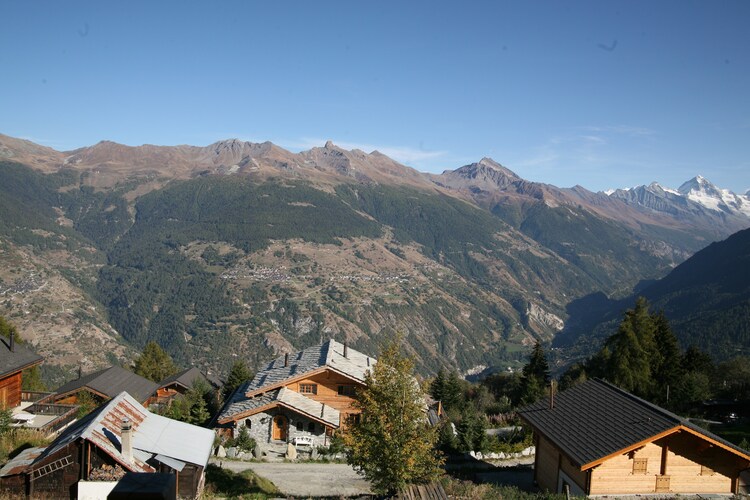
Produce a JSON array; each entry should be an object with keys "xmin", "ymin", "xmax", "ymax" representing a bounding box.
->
[{"xmin": 1, "ymin": 133, "xmax": 748, "ymax": 380}]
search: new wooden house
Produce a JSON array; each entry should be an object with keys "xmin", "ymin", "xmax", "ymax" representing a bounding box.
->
[
  {"xmin": 0, "ymin": 391, "xmax": 214, "ymax": 499},
  {"xmin": 0, "ymin": 335, "xmax": 42, "ymax": 409},
  {"xmin": 215, "ymin": 339, "xmax": 375, "ymax": 446},
  {"xmin": 518, "ymin": 379, "xmax": 750, "ymax": 496}
]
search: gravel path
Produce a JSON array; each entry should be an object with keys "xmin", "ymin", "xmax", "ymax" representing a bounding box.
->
[{"xmin": 212, "ymin": 459, "xmax": 373, "ymax": 497}]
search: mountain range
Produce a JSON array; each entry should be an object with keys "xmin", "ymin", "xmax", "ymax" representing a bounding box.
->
[{"xmin": 0, "ymin": 133, "xmax": 747, "ymax": 384}]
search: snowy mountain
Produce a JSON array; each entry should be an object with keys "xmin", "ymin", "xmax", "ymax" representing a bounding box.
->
[{"xmin": 606, "ymin": 176, "xmax": 750, "ymax": 220}]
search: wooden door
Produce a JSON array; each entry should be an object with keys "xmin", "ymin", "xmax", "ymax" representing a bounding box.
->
[{"xmin": 272, "ymin": 415, "xmax": 288, "ymax": 441}]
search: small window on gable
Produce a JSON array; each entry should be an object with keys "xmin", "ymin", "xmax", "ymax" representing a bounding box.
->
[
  {"xmin": 300, "ymin": 383, "xmax": 317, "ymax": 395},
  {"xmin": 337, "ymin": 385, "xmax": 356, "ymax": 396},
  {"xmin": 296, "ymin": 421, "xmax": 303, "ymax": 432},
  {"xmin": 701, "ymin": 464, "xmax": 714, "ymax": 476},
  {"xmin": 308, "ymin": 422, "xmax": 315, "ymax": 433},
  {"xmin": 632, "ymin": 458, "xmax": 648, "ymax": 474}
]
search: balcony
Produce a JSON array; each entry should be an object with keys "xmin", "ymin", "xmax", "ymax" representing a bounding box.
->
[{"xmin": 12, "ymin": 392, "xmax": 78, "ymax": 436}]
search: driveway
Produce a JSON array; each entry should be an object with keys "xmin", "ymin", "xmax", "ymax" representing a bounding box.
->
[{"xmin": 213, "ymin": 459, "xmax": 373, "ymax": 497}]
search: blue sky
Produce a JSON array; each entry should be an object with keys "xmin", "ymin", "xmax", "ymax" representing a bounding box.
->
[{"xmin": 1, "ymin": 1, "xmax": 748, "ymax": 193}]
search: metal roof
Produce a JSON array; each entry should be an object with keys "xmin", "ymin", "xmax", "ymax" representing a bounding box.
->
[
  {"xmin": 26, "ymin": 392, "xmax": 214, "ymax": 475},
  {"xmin": 0, "ymin": 336, "xmax": 43, "ymax": 378},
  {"xmin": 0, "ymin": 447, "xmax": 45, "ymax": 477},
  {"xmin": 54, "ymin": 366, "xmax": 159, "ymax": 403},
  {"xmin": 518, "ymin": 378, "xmax": 750, "ymax": 469}
]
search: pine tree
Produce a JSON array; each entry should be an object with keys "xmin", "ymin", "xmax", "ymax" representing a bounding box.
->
[
  {"xmin": 223, "ymin": 360, "xmax": 253, "ymax": 400},
  {"xmin": 651, "ymin": 311, "xmax": 683, "ymax": 405},
  {"xmin": 519, "ymin": 341, "xmax": 550, "ymax": 404},
  {"xmin": 430, "ymin": 368, "xmax": 446, "ymax": 403},
  {"xmin": 134, "ymin": 342, "xmax": 178, "ymax": 382},
  {"xmin": 343, "ymin": 336, "xmax": 443, "ymax": 494}
]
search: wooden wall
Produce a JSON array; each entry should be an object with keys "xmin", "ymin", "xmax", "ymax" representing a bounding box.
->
[
  {"xmin": 0, "ymin": 372, "xmax": 22, "ymax": 409},
  {"xmin": 535, "ymin": 433, "xmax": 562, "ymax": 492},
  {"xmin": 286, "ymin": 370, "xmax": 361, "ymax": 414},
  {"xmin": 589, "ymin": 434, "xmax": 740, "ymax": 495}
]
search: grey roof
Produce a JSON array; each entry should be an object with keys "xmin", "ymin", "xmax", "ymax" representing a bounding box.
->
[
  {"xmin": 54, "ymin": 365, "xmax": 159, "ymax": 403},
  {"xmin": 245, "ymin": 339, "xmax": 375, "ymax": 395},
  {"xmin": 158, "ymin": 367, "xmax": 207, "ymax": 391},
  {"xmin": 28, "ymin": 392, "xmax": 214, "ymax": 475},
  {"xmin": 518, "ymin": 378, "xmax": 750, "ymax": 469},
  {"xmin": 217, "ymin": 386, "xmax": 340, "ymax": 426},
  {"xmin": 0, "ymin": 336, "xmax": 43, "ymax": 378}
]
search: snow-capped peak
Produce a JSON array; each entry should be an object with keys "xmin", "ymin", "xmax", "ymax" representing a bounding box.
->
[{"xmin": 605, "ymin": 176, "xmax": 750, "ymax": 218}]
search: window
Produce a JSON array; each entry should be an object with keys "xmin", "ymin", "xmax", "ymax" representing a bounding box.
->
[
  {"xmin": 346, "ymin": 413, "xmax": 361, "ymax": 425},
  {"xmin": 245, "ymin": 418, "xmax": 252, "ymax": 429},
  {"xmin": 296, "ymin": 421, "xmax": 303, "ymax": 431},
  {"xmin": 300, "ymin": 383, "xmax": 317, "ymax": 395},
  {"xmin": 337, "ymin": 385, "xmax": 356, "ymax": 396},
  {"xmin": 632, "ymin": 458, "xmax": 648, "ymax": 474},
  {"xmin": 308, "ymin": 422, "xmax": 315, "ymax": 433}
]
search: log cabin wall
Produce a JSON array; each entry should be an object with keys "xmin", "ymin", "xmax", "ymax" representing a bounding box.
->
[
  {"xmin": 286, "ymin": 371, "xmax": 361, "ymax": 413},
  {"xmin": 589, "ymin": 435, "xmax": 738, "ymax": 495},
  {"xmin": 0, "ymin": 372, "xmax": 22, "ymax": 409}
]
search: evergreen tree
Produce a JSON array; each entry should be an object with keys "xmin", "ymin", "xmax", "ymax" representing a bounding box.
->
[
  {"xmin": 223, "ymin": 360, "xmax": 253, "ymax": 400},
  {"xmin": 430, "ymin": 369, "xmax": 447, "ymax": 403},
  {"xmin": 651, "ymin": 311, "xmax": 684, "ymax": 405},
  {"xmin": 519, "ymin": 341, "xmax": 550, "ymax": 404},
  {"xmin": 134, "ymin": 342, "xmax": 178, "ymax": 382},
  {"xmin": 343, "ymin": 336, "xmax": 443, "ymax": 494},
  {"xmin": 443, "ymin": 371, "xmax": 464, "ymax": 411}
]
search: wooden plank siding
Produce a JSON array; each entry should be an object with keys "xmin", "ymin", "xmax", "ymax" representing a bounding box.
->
[
  {"xmin": 589, "ymin": 434, "xmax": 739, "ymax": 495},
  {"xmin": 286, "ymin": 370, "xmax": 361, "ymax": 417},
  {"xmin": 0, "ymin": 372, "xmax": 22, "ymax": 409},
  {"xmin": 535, "ymin": 433, "xmax": 561, "ymax": 492}
]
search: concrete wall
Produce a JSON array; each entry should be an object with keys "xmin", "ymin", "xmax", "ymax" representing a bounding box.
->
[{"xmin": 77, "ymin": 481, "xmax": 117, "ymax": 500}]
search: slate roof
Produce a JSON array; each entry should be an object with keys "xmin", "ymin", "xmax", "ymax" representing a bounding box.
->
[
  {"xmin": 245, "ymin": 339, "xmax": 374, "ymax": 395},
  {"xmin": 518, "ymin": 378, "xmax": 750, "ymax": 470},
  {"xmin": 0, "ymin": 336, "xmax": 43, "ymax": 378},
  {"xmin": 158, "ymin": 367, "xmax": 208, "ymax": 391},
  {"xmin": 54, "ymin": 365, "xmax": 159, "ymax": 403},
  {"xmin": 217, "ymin": 386, "xmax": 340, "ymax": 426},
  {"xmin": 17, "ymin": 392, "xmax": 214, "ymax": 476}
]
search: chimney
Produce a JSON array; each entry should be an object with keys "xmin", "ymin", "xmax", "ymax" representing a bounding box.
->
[
  {"xmin": 284, "ymin": 353, "xmax": 289, "ymax": 367},
  {"xmin": 343, "ymin": 342, "xmax": 348, "ymax": 359},
  {"xmin": 77, "ymin": 366, "xmax": 82, "ymax": 380},
  {"xmin": 9, "ymin": 334, "xmax": 14, "ymax": 353},
  {"xmin": 121, "ymin": 418, "xmax": 133, "ymax": 463},
  {"xmin": 549, "ymin": 380, "xmax": 555, "ymax": 410}
]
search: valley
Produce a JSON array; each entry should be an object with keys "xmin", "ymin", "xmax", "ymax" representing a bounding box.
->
[{"xmin": 1, "ymin": 133, "xmax": 748, "ymax": 387}]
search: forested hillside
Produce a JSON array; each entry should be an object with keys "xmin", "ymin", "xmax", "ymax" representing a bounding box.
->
[{"xmin": 1, "ymin": 134, "xmax": 748, "ymax": 385}]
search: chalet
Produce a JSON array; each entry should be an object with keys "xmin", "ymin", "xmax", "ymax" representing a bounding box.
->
[
  {"xmin": 0, "ymin": 335, "xmax": 42, "ymax": 409},
  {"xmin": 52, "ymin": 365, "xmax": 159, "ymax": 407},
  {"xmin": 215, "ymin": 339, "xmax": 375, "ymax": 446},
  {"xmin": 156, "ymin": 367, "xmax": 210, "ymax": 400},
  {"xmin": 518, "ymin": 378, "xmax": 750, "ymax": 496},
  {"xmin": 0, "ymin": 391, "xmax": 214, "ymax": 499}
]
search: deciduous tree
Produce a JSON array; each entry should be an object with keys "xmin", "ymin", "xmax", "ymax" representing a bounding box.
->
[{"xmin": 344, "ymin": 337, "xmax": 443, "ymax": 494}]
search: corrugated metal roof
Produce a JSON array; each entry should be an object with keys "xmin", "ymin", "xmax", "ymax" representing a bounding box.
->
[
  {"xmin": 518, "ymin": 378, "xmax": 750, "ymax": 469},
  {"xmin": 54, "ymin": 366, "xmax": 159, "ymax": 403},
  {"xmin": 27, "ymin": 392, "xmax": 213, "ymax": 476},
  {"xmin": 0, "ymin": 447, "xmax": 45, "ymax": 477},
  {"xmin": 0, "ymin": 336, "xmax": 43, "ymax": 378}
]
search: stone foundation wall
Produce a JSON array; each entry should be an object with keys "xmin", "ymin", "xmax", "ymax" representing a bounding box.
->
[{"xmin": 236, "ymin": 409, "xmax": 329, "ymax": 446}]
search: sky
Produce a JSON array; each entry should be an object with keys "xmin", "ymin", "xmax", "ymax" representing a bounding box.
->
[{"xmin": 1, "ymin": 1, "xmax": 748, "ymax": 193}]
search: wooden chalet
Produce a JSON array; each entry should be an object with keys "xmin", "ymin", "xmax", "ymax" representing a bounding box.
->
[
  {"xmin": 0, "ymin": 391, "xmax": 214, "ymax": 499},
  {"xmin": 518, "ymin": 378, "xmax": 750, "ymax": 496},
  {"xmin": 0, "ymin": 335, "xmax": 42, "ymax": 409},
  {"xmin": 156, "ymin": 367, "xmax": 210, "ymax": 401},
  {"xmin": 52, "ymin": 365, "xmax": 159, "ymax": 407},
  {"xmin": 215, "ymin": 339, "xmax": 375, "ymax": 446}
]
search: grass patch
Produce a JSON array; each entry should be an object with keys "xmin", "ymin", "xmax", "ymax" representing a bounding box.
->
[
  {"xmin": 440, "ymin": 476, "xmax": 570, "ymax": 500},
  {"xmin": 203, "ymin": 464, "xmax": 280, "ymax": 499},
  {"xmin": 0, "ymin": 428, "xmax": 50, "ymax": 464}
]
